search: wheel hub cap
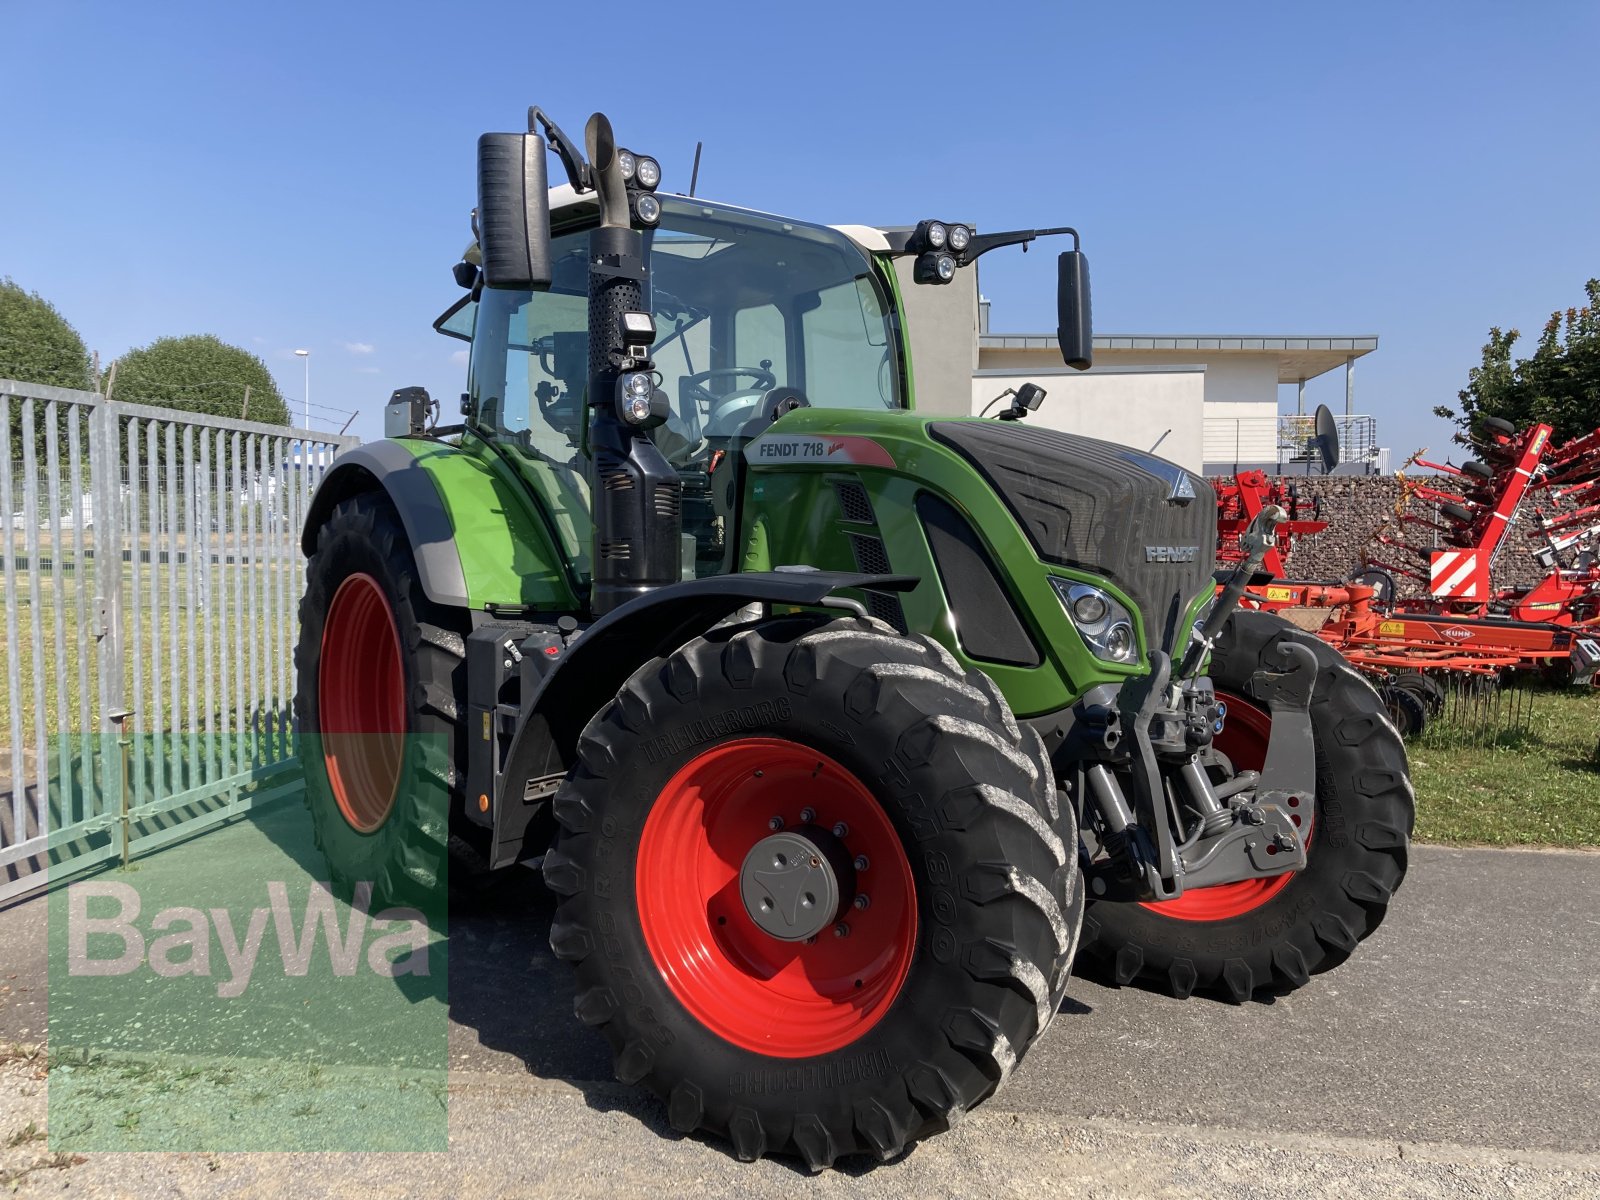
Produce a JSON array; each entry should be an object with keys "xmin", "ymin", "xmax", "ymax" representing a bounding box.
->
[{"xmin": 739, "ymin": 828, "xmax": 852, "ymax": 941}]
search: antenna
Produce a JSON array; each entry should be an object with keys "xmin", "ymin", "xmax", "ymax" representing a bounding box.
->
[{"xmin": 689, "ymin": 141, "xmax": 703, "ymax": 197}]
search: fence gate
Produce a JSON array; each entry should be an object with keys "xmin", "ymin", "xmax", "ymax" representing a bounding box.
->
[{"xmin": 0, "ymin": 378, "xmax": 357, "ymax": 903}]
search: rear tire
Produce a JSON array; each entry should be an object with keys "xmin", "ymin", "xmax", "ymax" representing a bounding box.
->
[
  {"xmin": 294, "ymin": 492, "xmax": 467, "ymax": 909},
  {"xmin": 542, "ymin": 616, "xmax": 1081, "ymax": 1166},
  {"xmin": 1077, "ymin": 610, "xmax": 1413, "ymax": 1001}
]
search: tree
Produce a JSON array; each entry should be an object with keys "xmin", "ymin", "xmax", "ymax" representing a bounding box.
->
[
  {"xmin": 0, "ymin": 278, "xmax": 94, "ymax": 390},
  {"xmin": 1434, "ymin": 279, "xmax": 1600, "ymax": 442},
  {"xmin": 109, "ymin": 334, "xmax": 289, "ymax": 425}
]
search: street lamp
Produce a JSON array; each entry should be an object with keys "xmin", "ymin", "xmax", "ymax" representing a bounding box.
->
[{"xmin": 294, "ymin": 349, "xmax": 310, "ymax": 428}]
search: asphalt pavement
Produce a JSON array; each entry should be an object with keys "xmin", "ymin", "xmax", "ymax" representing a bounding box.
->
[{"xmin": 3, "ymin": 843, "xmax": 1598, "ymax": 1197}]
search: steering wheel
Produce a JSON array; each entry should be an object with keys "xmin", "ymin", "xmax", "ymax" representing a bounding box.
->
[{"xmin": 682, "ymin": 366, "xmax": 778, "ymax": 411}]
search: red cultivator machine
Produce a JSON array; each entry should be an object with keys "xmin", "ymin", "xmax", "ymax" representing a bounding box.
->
[
  {"xmin": 1215, "ymin": 470, "xmax": 1327, "ymax": 578},
  {"xmin": 1225, "ymin": 416, "xmax": 1600, "ymax": 734}
]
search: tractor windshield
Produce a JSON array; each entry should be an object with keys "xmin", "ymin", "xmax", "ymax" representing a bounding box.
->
[
  {"xmin": 460, "ymin": 198, "xmax": 901, "ymax": 458},
  {"xmin": 454, "ymin": 198, "xmax": 902, "ymax": 581}
]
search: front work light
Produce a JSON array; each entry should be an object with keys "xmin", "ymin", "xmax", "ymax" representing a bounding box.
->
[
  {"xmin": 1051, "ymin": 578, "xmax": 1140, "ymax": 665},
  {"xmin": 948, "ymin": 223, "xmax": 972, "ymax": 252},
  {"xmin": 634, "ymin": 193, "xmax": 662, "ymax": 225},
  {"xmin": 635, "ymin": 156, "xmax": 661, "ymax": 190},
  {"xmin": 618, "ymin": 150, "xmax": 637, "ymax": 182},
  {"xmin": 616, "ymin": 371, "xmax": 667, "ymax": 428},
  {"xmin": 914, "ymin": 251, "xmax": 959, "ymax": 285}
]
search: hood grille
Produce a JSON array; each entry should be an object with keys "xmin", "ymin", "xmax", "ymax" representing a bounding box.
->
[{"xmin": 929, "ymin": 421, "xmax": 1217, "ymax": 653}]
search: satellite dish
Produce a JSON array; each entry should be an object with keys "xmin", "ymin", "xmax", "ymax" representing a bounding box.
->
[{"xmin": 1312, "ymin": 404, "xmax": 1340, "ymax": 474}]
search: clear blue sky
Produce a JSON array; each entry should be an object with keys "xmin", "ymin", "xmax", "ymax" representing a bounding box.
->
[{"xmin": 3, "ymin": 1, "xmax": 1596, "ymax": 454}]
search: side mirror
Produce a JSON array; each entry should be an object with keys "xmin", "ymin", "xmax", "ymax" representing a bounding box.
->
[
  {"xmin": 1057, "ymin": 249, "xmax": 1092, "ymax": 370},
  {"xmin": 476, "ymin": 132, "xmax": 552, "ymax": 290}
]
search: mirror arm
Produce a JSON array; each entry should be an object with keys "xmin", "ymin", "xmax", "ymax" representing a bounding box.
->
[
  {"xmin": 529, "ymin": 106, "xmax": 591, "ymax": 192},
  {"xmin": 879, "ymin": 225, "xmax": 1081, "ymax": 263}
]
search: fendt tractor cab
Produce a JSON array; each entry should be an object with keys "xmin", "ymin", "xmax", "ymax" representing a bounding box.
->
[{"xmin": 296, "ymin": 108, "xmax": 1412, "ymax": 1167}]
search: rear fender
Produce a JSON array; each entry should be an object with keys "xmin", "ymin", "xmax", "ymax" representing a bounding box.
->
[{"xmin": 302, "ymin": 439, "xmax": 578, "ymax": 611}]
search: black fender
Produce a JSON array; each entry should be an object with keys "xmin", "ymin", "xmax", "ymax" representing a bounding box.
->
[
  {"xmin": 487, "ymin": 569, "xmax": 917, "ymax": 867},
  {"xmin": 301, "ymin": 441, "xmax": 469, "ymax": 607}
]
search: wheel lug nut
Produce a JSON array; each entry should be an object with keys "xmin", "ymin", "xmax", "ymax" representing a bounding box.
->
[
  {"xmin": 804, "ymin": 935, "xmax": 817, "ymax": 945},
  {"xmin": 832, "ymin": 822, "xmax": 849, "ymax": 839},
  {"xmin": 768, "ymin": 816, "xmax": 784, "ymax": 831},
  {"xmin": 853, "ymin": 894, "xmax": 870, "ymax": 911},
  {"xmin": 854, "ymin": 855, "xmax": 869, "ymax": 871},
  {"xmin": 800, "ymin": 807, "xmax": 816, "ymax": 824},
  {"xmin": 833, "ymin": 922, "xmax": 850, "ymax": 938}
]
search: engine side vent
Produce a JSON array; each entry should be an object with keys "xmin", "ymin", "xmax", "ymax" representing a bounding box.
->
[
  {"xmin": 917, "ymin": 493, "xmax": 1041, "ymax": 667},
  {"xmin": 598, "ymin": 539, "xmax": 632, "ymax": 560},
  {"xmin": 653, "ymin": 484, "xmax": 680, "ymax": 519},
  {"xmin": 847, "ymin": 533, "xmax": 891, "ymax": 576},
  {"xmin": 831, "ymin": 477, "xmax": 876, "ymax": 525},
  {"xmin": 845, "ymin": 532, "xmax": 905, "ymax": 631},
  {"xmin": 602, "ymin": 471, "xmax": 634, "ymax": 492},
  {"xmin": 864, "ymin": 591, "xmax": 907, "ymax": 631}
]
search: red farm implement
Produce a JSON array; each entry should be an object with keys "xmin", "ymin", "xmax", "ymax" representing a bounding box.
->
[
  {"xmin": 1214, "ymin": 470, "xmax": 1328, "ymax": 578},
  {"xmin": 1225, "ymin": 416, "xmax": 1600, "ymax": 732}
]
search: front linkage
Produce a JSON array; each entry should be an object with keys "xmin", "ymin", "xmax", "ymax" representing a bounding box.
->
[{"xmin": 1055, "ymin": 506, "xmax": 1316, "ymax": 904}]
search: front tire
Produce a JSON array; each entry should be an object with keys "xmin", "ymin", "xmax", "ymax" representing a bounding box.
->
[
  {"xmin": 542, "ymin": 616, "xmax": 1082, "ymax": 1167},
  {"xmin": 1078, "ymin": 610, "xmax": 1413, "ymax": 1001}
]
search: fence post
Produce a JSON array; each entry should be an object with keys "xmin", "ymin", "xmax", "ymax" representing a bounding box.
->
[{"xmin": 91, "ymin": 396, "xmax": 128, "ymax": 837}]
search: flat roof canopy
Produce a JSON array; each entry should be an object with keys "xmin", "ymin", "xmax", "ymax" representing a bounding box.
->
[{"xmin": 978, "ymin": 333, "xmax": 1378, "ymax": 384}]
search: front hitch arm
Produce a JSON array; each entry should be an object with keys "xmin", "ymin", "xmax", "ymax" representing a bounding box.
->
[{"xmin": 1178, "ymin": 503, "xmax": 1286, "ymax": 679}]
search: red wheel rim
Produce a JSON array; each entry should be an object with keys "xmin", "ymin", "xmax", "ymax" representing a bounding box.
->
[
  {"xmin": 635, "ymin": 738, "xmax": 917, "ymax": 1057},
  {"xmin": 1139, "ymin": 691, "xmax": 1312, "ymax": 922},
  {"xmin": 317, "ymin": 572, "xmax": 406, "ymax": 834}
]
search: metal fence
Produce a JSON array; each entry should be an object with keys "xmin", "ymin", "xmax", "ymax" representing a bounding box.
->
[
  {"xmin": 1203, "ymin": 413, "xmax": 1381, "ymax": 472},
  {"xmin": 0, "ymin": 378, "xmax": 358, "ymax": 903}
]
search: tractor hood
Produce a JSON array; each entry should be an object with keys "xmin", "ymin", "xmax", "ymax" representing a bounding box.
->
[{"xmin": 929, "ymin": 421, "xmax": 1217, "ymax": 653}]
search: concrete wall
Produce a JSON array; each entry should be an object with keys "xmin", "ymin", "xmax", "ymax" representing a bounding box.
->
[
  {"xmin": 980, "ymin": 346, "xmax": 1283, "ymax": 472},
  {"xmin": 971, "ymin": 364, "xmax": 1207, "ymax": 473},
  {"xmin": 894, "ymin": 259, "xmax": 978, "ymax": 417}
]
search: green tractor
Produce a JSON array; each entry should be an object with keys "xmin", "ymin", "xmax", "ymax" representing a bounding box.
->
[{"xmin": 295, "ymin": 107, "xmax": 1412, "ymax": 1166}]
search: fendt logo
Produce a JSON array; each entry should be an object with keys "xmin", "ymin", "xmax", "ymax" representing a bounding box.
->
[{"xmin": 1145, "ymin": 545, "xmax": 1200, "ymax": 563}]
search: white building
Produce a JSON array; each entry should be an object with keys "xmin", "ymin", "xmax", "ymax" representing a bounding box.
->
[{"xmin": 891, "ymin": 259, "xmax": 1383, "ymax": 475}]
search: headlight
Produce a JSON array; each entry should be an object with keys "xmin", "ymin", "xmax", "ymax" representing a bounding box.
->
[
  {"xmin": 935, "ymin": 252, "xmax": 956, "ymax": 281},
  {"xmin": 948, "ymin": 223, "xmax": 972, "ymax": 252},
  {"xmin": 617, "ymin": 150, "xmax": 637, "ymax": 182},
  {"xmin": 635, "ymin": 156, "xmax": 661, "ymax": 190},
  {"xmin": 925, "ymin": 221, "xmax": 948, "ymax": 250},
  {"xmin": 634, "ymin": 193, "xmax": 662, "ymax": 225},
  {"xmin": 1051, "ymin": 579, "xmax": 1140, "ymax": 665}
]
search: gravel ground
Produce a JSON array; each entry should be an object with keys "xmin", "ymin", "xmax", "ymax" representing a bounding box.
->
[
  {"xmin": 3, "ymin": 1058, "xmax": 1598, "ymax": 1199},
  {"xmin": 3, "ymin": 840, "xmax": 1598, "ymax": 1198}
]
